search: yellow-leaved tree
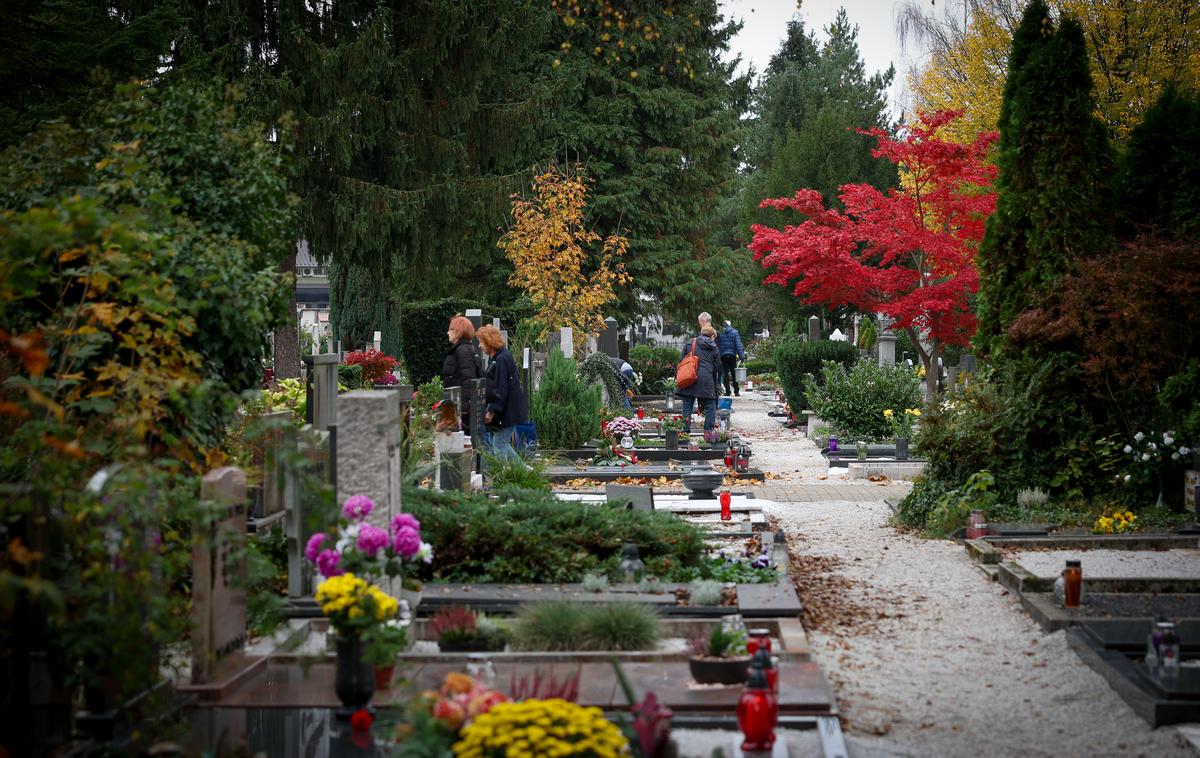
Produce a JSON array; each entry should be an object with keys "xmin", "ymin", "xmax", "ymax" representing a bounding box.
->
[
  {"xmin": 499, "ymin": 167, "xmax": 631, "ymax": 339},
  {"xmin": 899, "ymin": 0, "xmax": 1200, "ymax": 143}
]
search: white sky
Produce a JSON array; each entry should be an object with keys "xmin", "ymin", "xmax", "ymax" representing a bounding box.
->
[{"xmin": 720, "ymin": 0, "xmax": 935, "ymax": 119}]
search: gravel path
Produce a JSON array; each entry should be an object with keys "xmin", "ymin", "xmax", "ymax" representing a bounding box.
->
[{"xmin": 728, "ymin": 393, "xmax": 1196, "ymax": 757}]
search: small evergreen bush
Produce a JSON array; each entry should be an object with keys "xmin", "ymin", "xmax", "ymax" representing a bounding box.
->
[
  {"xmin": 775, "ymin": 339, "xmax": 858, "ymax": 412},
  {"xmin": 803, "ymin": 360, "xmax": 921, "ymax": 440},
  {"xmin": 531, "ymin": 349, "xmax": 602, "ymax": 448},
  {"xmin": 337, "ymin": 363, "xmax": 364, "ymax": 390}
]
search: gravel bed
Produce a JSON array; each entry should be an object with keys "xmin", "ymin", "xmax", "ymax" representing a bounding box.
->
[
  {"xmin": 1061, "ymin": 594, "xmax": 1200, "ymax": 619},
  {"xmin": 1012, "ymin": 548, "xmax": 1200, "ymax": 579},
  {"xmin": 764, "ymin": 498, "xmax": 1193, "ymax": 756}
]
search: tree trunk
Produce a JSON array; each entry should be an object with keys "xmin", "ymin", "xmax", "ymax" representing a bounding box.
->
[
  {"xmin": 906, "ymin": 326, "xmax": 940, "ymax": 405},
  {"xmin": 273, "ymin": 249, "xmax": 301, "ymax": 379}
]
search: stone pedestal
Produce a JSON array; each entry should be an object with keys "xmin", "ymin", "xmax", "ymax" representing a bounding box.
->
[
  {"xmin": 302, "ymin": 353, "xmax": 339, "ymax": 431},
  {"xmin": 807, "ymin": 315, "xmax": 821, "ymax": 343},
  {"xmin": 560, "ymin": 326, "xmax": 575, "ymax": 359}
]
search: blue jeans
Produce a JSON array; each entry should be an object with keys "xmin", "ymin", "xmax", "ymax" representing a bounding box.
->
[
  {"xmin": 680, "ymin": 395, "xmax": 716, "ymax": 433},
  {"xmin": 485, "ymin": 427, "xmax": 517, "ymax": 459}
]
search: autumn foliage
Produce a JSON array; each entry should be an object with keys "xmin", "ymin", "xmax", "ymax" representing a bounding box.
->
[
  {"xmin": 499, "ymin": 167, "xmax": 631, "ymax": 338},
  {"xmin": 749, "ymin": 110, "xmax": 997, "ymax": 394}
]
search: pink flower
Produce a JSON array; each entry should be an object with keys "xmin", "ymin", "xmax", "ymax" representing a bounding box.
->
[
  {"xmin": 393, "ymin": 526, "xmax": 421, "ymax": 558},
  {"xmin": 315, "ymin": 549, "xmax": 343, "ymax": 577},
  {"xmin": 304, "ymin": 533, "xmax": 327, "ymax": 562},
  {"xmin": 342, "ymin": 494, "xmax": 374, "ymax": 521},
  {"xmin": 357, "ymin": 525, "xmax": 389, "ymax": 558},
  {"xmin": 390, "ymin": 513, "xmax": 420, "ymax": 535}
]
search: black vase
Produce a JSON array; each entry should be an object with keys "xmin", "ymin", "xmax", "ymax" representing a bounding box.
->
[
  {"xmin": 665, "ymin": 429, "xmax": 679, "ymax": 450},
  {"xmin": 335, "ymin": 636, "xmax": 375, "ymax": 714},
  {"xmin": 895, "ymin": 437, "xmax": 909, "ymax": 461}
]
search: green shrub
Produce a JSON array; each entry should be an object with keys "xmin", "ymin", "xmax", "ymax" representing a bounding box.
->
[
  {"xmin": 403, "ymin": 486, "xmax": 705, "ymax": 583},
  {"xmin": 511, "ymin": 601, "xmax": 660, "ymax": 651},
  {"xmin": 775, "ymin": 340, "xmax": 859, "ymax": 412},
  {"xmin": 803, "ymin": 360, "xmax": 921, "ymax": 440},
  {"xmin": 895, "ymin": 471, "xmax": 998, "ymax": 536},
  {"xmin": 743, "ymin": 358, "xmax": 775, "ymax": 375},
  {"xmin": 531, "ymin": 349, "xmax": 602, "ymax": 448},
  {"xmin": 338, "ymin": 363, "xmax": 365, "ymax": 390},
  {"xmin": 629, "ymin": 344, "xmax": 683, "ymax": 394}
]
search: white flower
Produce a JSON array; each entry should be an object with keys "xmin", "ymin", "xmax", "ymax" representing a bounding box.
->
[
  {"xmin": 1123, "ymin": 445, "xmax": 1132, "ymax": 454},
  {"xmin": 1134, "ymin": 431, "xmax": 1145, "ymax": 442},
  {"xmin": 1164, "ymin": 433, "xmax": 1175, "ymax": 446},
  {"xmin": 1149, "ymin": 442, "xmax": 1157, "ymax": 451},
  {"xmin": 1142, "ymin": 453, "xmax": 1151, "ymax": 461},
  {"xmin": 418, "ymin": 541, "xmax": 434, "ymax": 564},
  {"xmin": 1124, "ymin": 474, "xmax": 1131, "ymax": 482},
  {"xmin": 1172, "ymin": 452, "xmax": 1180, "ymax": 461},
  {"xmin": 336, "ymin": 523, "xmax": 361, "ymax": 553},
  {"xmin": 1181, "ymin": 447, "xmax": 1191, "ymax": 456}
]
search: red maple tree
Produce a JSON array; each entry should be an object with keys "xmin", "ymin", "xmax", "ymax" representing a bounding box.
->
[{"xmin": 749, "ymin": 110, "xmax": 998, "ymax": 400}]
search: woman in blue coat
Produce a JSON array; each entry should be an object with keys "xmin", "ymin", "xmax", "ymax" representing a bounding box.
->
[
  {"xmin": 675, "ymin": 324, "xmax": 720, "ymax": 435},
  {"xmin": 478, "ymin": 324, "xmax": 528, "ymax": 457}
]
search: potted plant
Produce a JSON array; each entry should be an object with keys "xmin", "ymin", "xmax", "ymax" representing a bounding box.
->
[
  {"xmin": 687, "ymin": 625, "xmax": 751, "ymax": 685},
  {"xmin": 314, "ymin": 573, "xmax": 399, "ymax": 713},
  {"xmin": 429, "ymin": 606, "xmax": 508, "ymax": 652},
  {"xmin": 661, "ymin": 415, "xmax": 685, "ymax": 450},
  {"xmin": 363, "ymin": 619, "xmax": 408, "ymax": 689},
  {"xmin": 883, "ymin": 408, "xmax": 920, "ymax": 460}
]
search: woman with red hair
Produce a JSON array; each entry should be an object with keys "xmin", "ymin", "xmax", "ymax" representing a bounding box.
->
[{"xmin": 440, "ymin": 315, "xmax": 479, "ymax": 429}]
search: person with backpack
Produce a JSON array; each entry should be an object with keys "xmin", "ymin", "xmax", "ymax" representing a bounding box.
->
[
  {"xmin": 717, "ymin": 320, "xmax": 746, "ymax": 396},
  {"xmin": 675, "ymin": 324, "xmax": 720, "ymax": 436}
]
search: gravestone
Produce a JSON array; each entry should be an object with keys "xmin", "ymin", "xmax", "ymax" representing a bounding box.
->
[
  {"xmin": 193, "ymin": 467, "xmax": 249, "ymax": 684},
  {"xmin": 531, "ymin": 351, "xmax": 547, "ymax": 393},
  {"xmin": 336, "ymin": 391, "xmax": 403, "ymax": 539},
  {"xmin": 605, "ymin": 484, "xmax": 654, "ymax": 511},
  {"xmin": 466, "ymin": 378, "xmax": 488, "ymax": 451},
  {"xmin": 947, "ymin": 366, "xmax": 959, "ymax": 395},
  {"xmin": 599, "ymin": 317, "xmax": 619, "ymax": 358},
  {"xmin": 465, "ymin": 308, "xmax": 483, "ymax": 331},
  {"xmin": 372, "ymin": 331, "xmax": 381, "ymax": 351},
  {"xmin": 302, "ymin": 353, "xmax": 339, "ymax": 431},
  {"xmin": 876, "ymin": 315, "xmax": 897, "ymax": 366},
  {"xmin": 959, "ymin": 353, "xmax": 977, "ymax": 387},
  {"xmin": 560, "ymin": 326, "xmax": 575, "ymax": 359},
  {"xmin": 285, "ymin": 427, "xmax": 333, "ymax": 601},
  {"xmin": 808, "ymin": 315, "xmax": 821, "ymax": 343}
]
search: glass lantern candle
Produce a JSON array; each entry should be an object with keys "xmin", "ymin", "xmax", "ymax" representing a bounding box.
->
[
  {"xmin": 737, "ymin": 665, "xmax": 777, "ymax": 752},
  {"xmin": 828, "ymin": 435, "xmax": 838, "ymax": 452},
  {"xmin": 747, "ymin": 628, "xmax": 772, "ymax": 656},
  {"xmin": 618, "ymin": 543, "xmax": 646, "ymax": 583}
]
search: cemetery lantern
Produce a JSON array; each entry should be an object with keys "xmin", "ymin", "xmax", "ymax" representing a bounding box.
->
[
  {"xmin": 736, "ymin": 662, "xmax": 777, "ymax": 752},
  {"xmin": 618, "ymin": 543, "xmax": 645, "ymax": 583},
  {"xmin": 735, "ymin": 445, "xmax": 750, "ymax": 474},
  {"xmin": 719, "ymin": 490, "xmax": 732, "ymax": 521},
  {"xmin": 723, "ymin": 443, "xmax": 735, "ymax": 469}
]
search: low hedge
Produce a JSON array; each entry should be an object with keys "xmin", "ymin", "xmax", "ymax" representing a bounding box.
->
[
  {"xmin": 404, "ymin": 486, "xmax": 706, "ymax": 583},
  {"xmin": 628, "ymin": 344, "xmax": 681, "ymax": 394},
  {"xmin": 775, "ymin": 339, "xmax": 858, "ymax": 412},
  {"xmin": 742, "ymin": 358, "xmax": 775, "ymax": 375},
  {"xmin": 399, "ymin": 298, "xmax": 536, "ymax": 385}
]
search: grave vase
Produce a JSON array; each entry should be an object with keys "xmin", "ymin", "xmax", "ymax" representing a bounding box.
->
[
  {"xmin": 334, "ymin": 636, "xmax": 375, "ymax": 713},
  {"xmin": 665, "ymin": 429, "xmax": 679, "ymax": 450},
  {"xmin": 895, "ymin": 437, "xmax": 909, "ymax": 461}
]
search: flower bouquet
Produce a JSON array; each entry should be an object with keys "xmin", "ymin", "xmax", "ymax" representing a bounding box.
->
[
  {"xmin": 606, "ymin": 415, "xmax": 641, "ymax": 442},
  {"xmin": 1120, "ymin": 430, "xmax": 1192, "ymax": 507},
  {"xmin": 882, "ymin": 407, "xmax": 920, "ymax": 441},
  {"xmin": 305, "ymin": 494, "xmax": 433, "ymax": 584}
]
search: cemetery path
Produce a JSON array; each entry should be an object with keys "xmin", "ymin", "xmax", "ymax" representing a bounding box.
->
[{"xmin": 730, "ymin": 391, "xmax": 1196, "ymax": 758}]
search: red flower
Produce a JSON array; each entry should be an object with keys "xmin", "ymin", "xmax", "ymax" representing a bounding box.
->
[{"xmin": 349, "ymin": 708, "xmax": 374, "ymax": 731}]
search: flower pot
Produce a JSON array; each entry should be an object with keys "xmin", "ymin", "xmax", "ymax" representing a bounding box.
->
[
  {"xmin": 665, "ymin": 429, "xmax": 679, "ymax": 450},
  {"xmin": 688, "ymin": 655, "xmax": 752, "ymax": 685},
  {"xmin": 895, "ymin": 437, "xmax": 909, "ymax": 461},
  {"xmin": 437, "ymin": 638, "xmax": 499, "ymax": 653},
  {"xmin": 335, "ymin": 636, "xmax": 375, "ymax": 713},
  {"xmin": 374, "ymin": 664, "xmax": 396, "ymax": 689}
]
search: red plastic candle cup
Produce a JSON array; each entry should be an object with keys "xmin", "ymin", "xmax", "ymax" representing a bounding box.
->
[
  {"xmin": 737, "ymin": 667, "xmax": 777, "ymax": 752},
  {"xmin": 720, "ymin": 490, "xmax": 732, "ymax": 521},
  {"xmin": 724, "ymin": 452, "xmax": 734, "ymax": 468},
  {"xmin": 636, "ymin": 406, "xmax": 645, "ymax": 420}
]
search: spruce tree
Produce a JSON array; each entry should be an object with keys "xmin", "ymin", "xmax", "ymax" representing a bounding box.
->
[
  {"xmin": 974, "ymin": 0, "xmax": 1112, "ymax": 358},
  {"xmin": 1116, "ymin": 84, "xmax": 1200, "ymax": 241},
  {"xmin": 544, "ymin": 0, "xmax": 750, "ymax": 322}
]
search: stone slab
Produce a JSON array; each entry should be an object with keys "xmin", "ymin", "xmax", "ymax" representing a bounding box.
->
[
  {"xmin": 736, "ymin": 582, "xmax": 803, "ymax": 618},
  {"xmin": 847, "ymin": 461, "xmax": 927, "ymax": 480},
  {"xmin": 1066, "ymin": 628, "xmax": 1200, "ymax": 727}
]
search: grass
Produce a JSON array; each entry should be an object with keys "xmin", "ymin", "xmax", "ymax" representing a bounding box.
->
[{"xmin": 510, "ymin": 601, "xmax": 661, "ymax": 651}]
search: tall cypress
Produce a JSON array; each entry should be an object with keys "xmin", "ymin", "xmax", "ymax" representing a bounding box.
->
[{"xmin": 974, "ymin": 0, "xmax": 1112, "ymax": 359}]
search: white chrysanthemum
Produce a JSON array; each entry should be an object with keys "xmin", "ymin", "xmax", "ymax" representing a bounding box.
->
[
  {"xmin": 1123, "ymin": 445, "xmax": 1133, "ymax": 454},
  {"xmin": 418, "ymin": 541, "xmax": 434, "ymax": 564},
  {"xmin": 1142, "ymin": 453, "xmax": 1151, "ymax": 461},
  {"xmin": 1149, "ymin": 442, "xmax": 1157, "ymax": 451},
  {"xmin": 1172, "ymin": 452, "xmax": 1180, "ymax": 461},
  {"xmin": 1164, "ymin": 434, "xmax": 1174, "ymax": 446},
  {"xmin": 1134, "ymin": 431, "xmax": 1145, "ymax": 441},
  {"xmin": 1181, "ymin": 447, "xmax": 1192, "ymax": 456}
]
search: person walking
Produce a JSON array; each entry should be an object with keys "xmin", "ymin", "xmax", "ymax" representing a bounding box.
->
[
  {"xmin": 698, "ymin": 311, "xmax": 721, "ymax": 388},
  {"xmin": 440, "ymin": 315, "xmax": 479, "ymax": 429},
  {"xmin": 608, "ymin": 355, "xmax": 636, "ymax": 409},
  {"xmin": 717, "ymin": 320, "xmax": 746, "ymax": 396},
  {"xmin": 477, "ymin": 325, "xmax": 528, "ymax": 457},
  {"xmin": 676, "ymin": 324, "xmax": 720, "ymax": 437}
]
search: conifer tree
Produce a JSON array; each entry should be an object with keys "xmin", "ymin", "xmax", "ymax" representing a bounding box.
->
[{"xmin": 973, "ymin": 0, "xmax": 1112, "ymax": 359}]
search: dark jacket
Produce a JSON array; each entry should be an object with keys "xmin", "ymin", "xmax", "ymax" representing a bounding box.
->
[
  {"xmin": 484, "ymin": 347, "xmax": 528, "ymax": 428},
  {"xmin": 675, "ymin": 335, "xmax": 720, "ymax": 399},
  {"xmin": 717, "ymin": 325, "xmax": 745, "ymax": 359},
  {"xmin": 440, "ymin": 339, "xmax": 479, "ymax": 390}
]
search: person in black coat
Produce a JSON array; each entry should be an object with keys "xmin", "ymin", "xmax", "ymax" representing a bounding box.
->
[
  {"xmin": 477, "ymin": 324, "xmax": 528, "ymax": 456},
  {"xmin": 440, "ymin": 315, "xmax": 479, "ymax": 430},
  {"xmin": 675, "ymin": 324, "xmax": 720, "ymax": 435}
]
